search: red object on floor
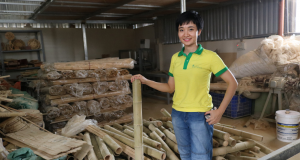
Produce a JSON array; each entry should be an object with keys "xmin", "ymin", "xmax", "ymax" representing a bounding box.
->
[{"xmin": 13, "ymin": 81, "xmax": 21, "ymax": 90}]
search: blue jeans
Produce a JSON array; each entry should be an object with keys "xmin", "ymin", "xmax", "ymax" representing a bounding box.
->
[{"xmin": 171, "ymin": 108, "xmax": 213, "ymax": 160}]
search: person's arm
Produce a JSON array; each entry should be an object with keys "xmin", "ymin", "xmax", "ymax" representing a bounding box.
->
[
  {"xmin": 205, "ymin": 70, "xmax": 238, "ymax": 125},
  {"xmin": 131, "ymin": 74, "xmax": 175, "ymax": 94}
]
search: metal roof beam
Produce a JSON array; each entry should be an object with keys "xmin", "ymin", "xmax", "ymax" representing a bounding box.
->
[
  {"xmin": 0, "ymin": 19, "xmax": 154, "ymax": 24},
  {"xmin": 11, "ymin": 0, "xmax": 45, "ymax": 2},
  {"xmin": 82, "ymin": 0, "xmax": 135, "ymax": 20},
  {"xmin": 29, "ymin": 0, "xmax": 55, "ymax": 19},
  {"xmin": 121, "ymin": 0, "xmax": 200, "ymax": 20},
  {"xmin": 0, "ymin": 2, "xmax": 40, "ymax": 6},
  {"xmin": 196, "ymin": 1, "xmax": 220, "ymax": 4}
]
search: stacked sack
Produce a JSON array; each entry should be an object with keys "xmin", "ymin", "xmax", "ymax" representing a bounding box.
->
[{"xmin": 31, "ymin": 58, "xmax": 135, "ymax": 129}]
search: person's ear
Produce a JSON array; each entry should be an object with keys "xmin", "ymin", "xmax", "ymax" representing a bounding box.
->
[{"xmin": 198, "ymin": 29, "xmax": 202, "ymax": 36}]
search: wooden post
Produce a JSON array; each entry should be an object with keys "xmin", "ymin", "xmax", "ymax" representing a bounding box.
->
[{"xmin": 133, "ymin": 80, "xmax": 143, "ymax": 160}]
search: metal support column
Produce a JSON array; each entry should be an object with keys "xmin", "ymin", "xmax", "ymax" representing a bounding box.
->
[
  {"xmin": 181, "ymin": 0, "xmax": 186, "ymax": 13},
  {"xmin": 82, "ymin": 24, "xmax": 89, "ymax": 60}
]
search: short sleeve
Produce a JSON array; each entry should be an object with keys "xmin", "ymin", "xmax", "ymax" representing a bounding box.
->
[
  {"xmin": 168, "ymin": 55, "xmax": 176, "ymax": 77},
  {"xmin": 210, "ymin": 53, "xmax": 228, "ymax": 77}
]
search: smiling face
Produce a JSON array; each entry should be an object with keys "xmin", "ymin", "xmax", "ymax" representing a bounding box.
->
[{"xmin": 178, "ymin": 22, "xmax": 201, "ymax": 47}]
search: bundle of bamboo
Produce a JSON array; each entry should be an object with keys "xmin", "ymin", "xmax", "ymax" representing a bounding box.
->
[{"xmin": 35, "ymin": 58, "xmax": 134, "ymax": 131}]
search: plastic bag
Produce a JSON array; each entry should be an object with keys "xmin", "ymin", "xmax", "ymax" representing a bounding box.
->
[
  {"xmin": 49, "ymin": 85, "xmax": 66, "ymax": 96},
  {"xmin": 93, "ymin": 82, "xmax": 108, "ymax": 94},
  {"xmin": 61, "ymin": 115, "xmax": 97, "ymax": 137},
  {"xmin": 71, "ymin": 101, "xmax": 87, "ymax": 115},
  {"xmin": 74, "ymin": 70, "xmax": 88, "ymax": 79},
  {"xmin": 65, "ymin": 83, "xmax": 93, "ymax": 97},
  {"xmin": 87, "ymin": 70, "xmax": 99, "ymax": 78},
  {"xmin": 45, "ymin": 107, "xmax": 60, "ymax": 120},
  {"xmin": 94, "ymin": 69, "xmax": 106, "ymax": 78},
  {"xmin": 86, "ymin": 100, "xmax": 101, "ymax": 115},
  {"xmin": 44, "ymin": 71, "xmax": 61, "ymax": 80},
  {"xmin": 116, "ymin": 79, "xmax": 130, "ymax": 91},
  {"xmin": 97, "ymin": 97, "xmax": 110, "ymax": 109},
  {"xmin": 58, "ymin": 104, "xmax": 73, "ymax": 118},
  {"xmin": 118, "ymin": 69, "xmax": 129, "ymax": 76},
  {"xmin": 108, "ymin": 82, "xmax": 119, "ymax": 92},
  {"xmin": 60, "ymin": 70, "xmax": 76, "ymax": 79},
  {"xmin": 106, "ymin": 68, "xmax": 118, "ymax": 78}
]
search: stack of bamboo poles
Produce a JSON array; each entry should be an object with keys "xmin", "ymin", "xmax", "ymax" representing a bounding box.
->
[
  {"xmin": 80, "ymin": 108, "xmax": 272, "ymax": 160},
  {"xmin": 36, "ymin": 58, "xmax": 135, "ymax": 128}
]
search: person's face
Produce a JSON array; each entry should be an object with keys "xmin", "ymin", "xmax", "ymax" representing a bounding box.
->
[{"xmin": 178, "ymin": 22, "xmax": 201, "ymax": 47}]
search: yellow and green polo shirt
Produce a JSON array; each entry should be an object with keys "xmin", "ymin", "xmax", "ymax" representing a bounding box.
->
[{"xmin": 168, "ymin": 44, "xmax": 228, "ymax": 112}]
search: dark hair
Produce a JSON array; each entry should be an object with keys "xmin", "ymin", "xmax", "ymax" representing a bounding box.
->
[{"xmin": 176, "ymin": 10, "xmax": 204, "ymax": 32}]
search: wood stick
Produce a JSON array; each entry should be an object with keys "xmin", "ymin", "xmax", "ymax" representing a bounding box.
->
[
  {"xmin": 51, "ymin": 90, "xmax": 131, "ymax": 105},
  {"xmin": 8, "ymin": 94, "xmax": 24, "ymax": 97},
  {"xmin": 0, "ymin": 97, "xmax": 13, "ymax": 102},
  {"xmin": 214, "ymin": 125, "xmax": 263, "ymax": 142},
  {"xmin": 0, "ymin": 104, "xmax": 42, "ymax": 121},
  {"xmin": 150, "ymin": 131, "xmax": 179, "ymax": 160},
  {"xmin": 0, "ymin": 75, "xmax": 10, "ymax": 79},
  {"xmin": 51, "ymin": 74, "xmax": 132, "ymax": 85},
  {"xmin": 0, "ymin": 112, "xmax": 26, "ymax": 117},
  {"xmin": 212, "ymin": 141, "xmax": 256, "ymax": 156},
  {"xmin": 160, "ymin": 108, "xmax": 171, "ymax": 117}
]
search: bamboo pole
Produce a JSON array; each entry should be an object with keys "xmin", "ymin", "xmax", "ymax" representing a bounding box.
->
[
  {"xmin": 95, "ymin": 136, "xmax": 111, "ymax": 160},
  {"xmin": 143, "ymin": 119, "xmax": 163, "ymax": 127},
  {"xmin": 102, "ymin": 135, "xmax": 123, "ymax": 155},
  {"xmin": 240, "ymin": 152, "xmax": 255, "ymax": 157},
  {"xmin": 214, "ymin": 125, "xmax": 263, "ymax": 142},
  {"xmin": 82, "ymin": 132, "xmax": 98, "ymax": 160},
  {"xmin": 123, "ymin": 125, "xmax": 149, "ymax": 137},
  {"xmin": 107, "ymin": 147, "xmax": 116, "ymax": 160},
  {"xmin": 242, "ymin": 138, "xmax": 272, "ymax": 154},
  {"xmin": 225, "ymin": 154, "xmax": 258, "ymax": 160},
  {"xmin": 40, "ymin": 58, "xmax": 135, "ymax": 70},
  {"xmin": 249, "ymin": 146, "xmax": 260, "ymax": 153},
  {"xmin": 143, "ymin": 126, "xmax": 152, "ymax": 135},
  {"xmin": 133, "ymin": 79, "xmax": 143, "ymax": 160},
  {"xmin": 0, "ymin": 112, "xmax": 26, "ymax": 117},
  {"xmin": 160, "ymin": 108, "xmax": 171, "ymax": 117},
  {"xmin": 213, "ymin": 139, "xmax": 219, "ymax": 148},
  {"xmin": 166, "ymin": 121, "xmax": 173, "ymax": 129},
  {"xmin": 165, "ymin": 137, "xmax": 179, "ymax": 154},
  {"xmin": 50, "ymin": 90, "xmax": 131, "ymax": 105},
  {"xmin": 8, "ymin": 94, "xmax": 24, "ymax": 97},
  {"xmin": 74, "ymin": 143, "xmax": 93, "ymax": 160},
  {"xmin": 51, "ymin": 74, "xmax": 132, "ymax": 85},
  {"xmin": 101, "ymin": 129, "xmax": 166, "ymax": 160},
  {"xmin": 104, "ymin": 125, "xmax": 132, "ymax": 139},
  {"xmin": 159, "ymin": 126, "xmax": 177, "ymax": 144},
  {"xmin": 228, "ymin": 137, "xmax": 237, "ymax": 147},
  {"xmin": 150, "ymin": 131, "xmax": 179, "ymax": 160},
  {"xmin": 123, "ymin": 129, "xmax": 162, "ymax": 149},
  {"xmin": 0, "ymin": 97, "xmax": 13, "ymax": 102},
  {"xmin": 212, "ymin": 156, "xmax": 226, "ymax": 160},
  {"xmin": 113, "ymin": 123, "xmax": 124, "ymax": 131},
  {"xmin": 212, "ymin": 141, "xmax": 256, "ymax": 156},
  {"xmin": 0, "ymin": 75, "xmax": 10, "ymax": 79},
  {"xmin": 90, "ymin": 133, "xmax": 104, "ymax": 160},
  {"xmin": 86, "ymin": 126, "xmax": 151, "ymax": 160},
  {"xmin": 158, "ymin": 117, "xmax": 172, "ymax": 122},
  {"xmin": 213, "ymin": 129, "xmax": 230, "ymax": 141},
  {"xmin": 148, "ymin": 124, "xmax": 166, "ymax": 140},
  {"xmin": 215, "ymin": 138, "xmax": 229, "ymax": 147}
]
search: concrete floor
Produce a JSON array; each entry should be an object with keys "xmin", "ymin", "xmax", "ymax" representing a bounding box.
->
[{"xmin": 138, "ymin": 97, "xmax": 300, "ymax": 160}]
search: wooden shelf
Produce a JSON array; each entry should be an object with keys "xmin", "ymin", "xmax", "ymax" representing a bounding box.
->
[{"xmin": 2, "ymin": 49, "xmax": 42, "ymax": 53}]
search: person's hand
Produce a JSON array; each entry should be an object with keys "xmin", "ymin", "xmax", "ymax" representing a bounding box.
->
[
  {"xmin": 131, "ymin": 74, "xmax": 149, "ymax": 84},
  {"xmin": 205, "ymin": 109, "xmax": 224, "ymax": 125}
]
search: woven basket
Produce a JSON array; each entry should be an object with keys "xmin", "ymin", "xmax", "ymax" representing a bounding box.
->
[
  {"xmin": 12, "ymin": 39, "xmax": 25, "ymax": 50},
  {"xmin": 0, "ymin": 117, "xmax": 29, "ymax": 134},
  {"xmin": 28, "ymin": 39, "xmax": 40, "ymax": 49},
  {"xmin": 5, "ymin": 32, "xmax": 15, "ymax": 41}
]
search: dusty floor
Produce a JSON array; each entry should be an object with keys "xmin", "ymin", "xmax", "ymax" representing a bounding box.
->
[{"xmin": 138, "ymin": 97, "xmax": 300, "ymax": 160}]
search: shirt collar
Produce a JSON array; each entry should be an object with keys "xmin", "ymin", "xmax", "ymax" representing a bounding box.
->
[{"xmin": 178, "ymin": 44, "xmax": 203, "ymax": 57}]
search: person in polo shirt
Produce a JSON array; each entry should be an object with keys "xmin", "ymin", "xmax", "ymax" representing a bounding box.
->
[{"xmin": 131, "ymin": 10, "xmax": 238, "ymax": 160}]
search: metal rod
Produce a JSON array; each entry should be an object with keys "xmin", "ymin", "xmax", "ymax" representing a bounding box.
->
[
  {"xmin": 82, "ymin": 24, "xmax": 88, "ymax": 60},
  {"xmin": 181, "ymin": 0, "xmax": 186, "ymax": 13},
  {"xmin": 0, "ymin": 2, "xmax": 40, "ymax": 6},
  {"xmin": 29, "ymin": 0, "xmax": 55, "ymax": 19},
  {"xmin": 0, "ymin": 19, "xmax": 154, "ymax": 24},
  {"xmin": 278, "ymin": 0, "xmax": 285, "ymax": 36}
]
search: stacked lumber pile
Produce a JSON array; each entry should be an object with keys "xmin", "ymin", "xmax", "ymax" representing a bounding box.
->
[{"xmin": 35, "ymin": 58, "xmax": 135, "ymax": 130}]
